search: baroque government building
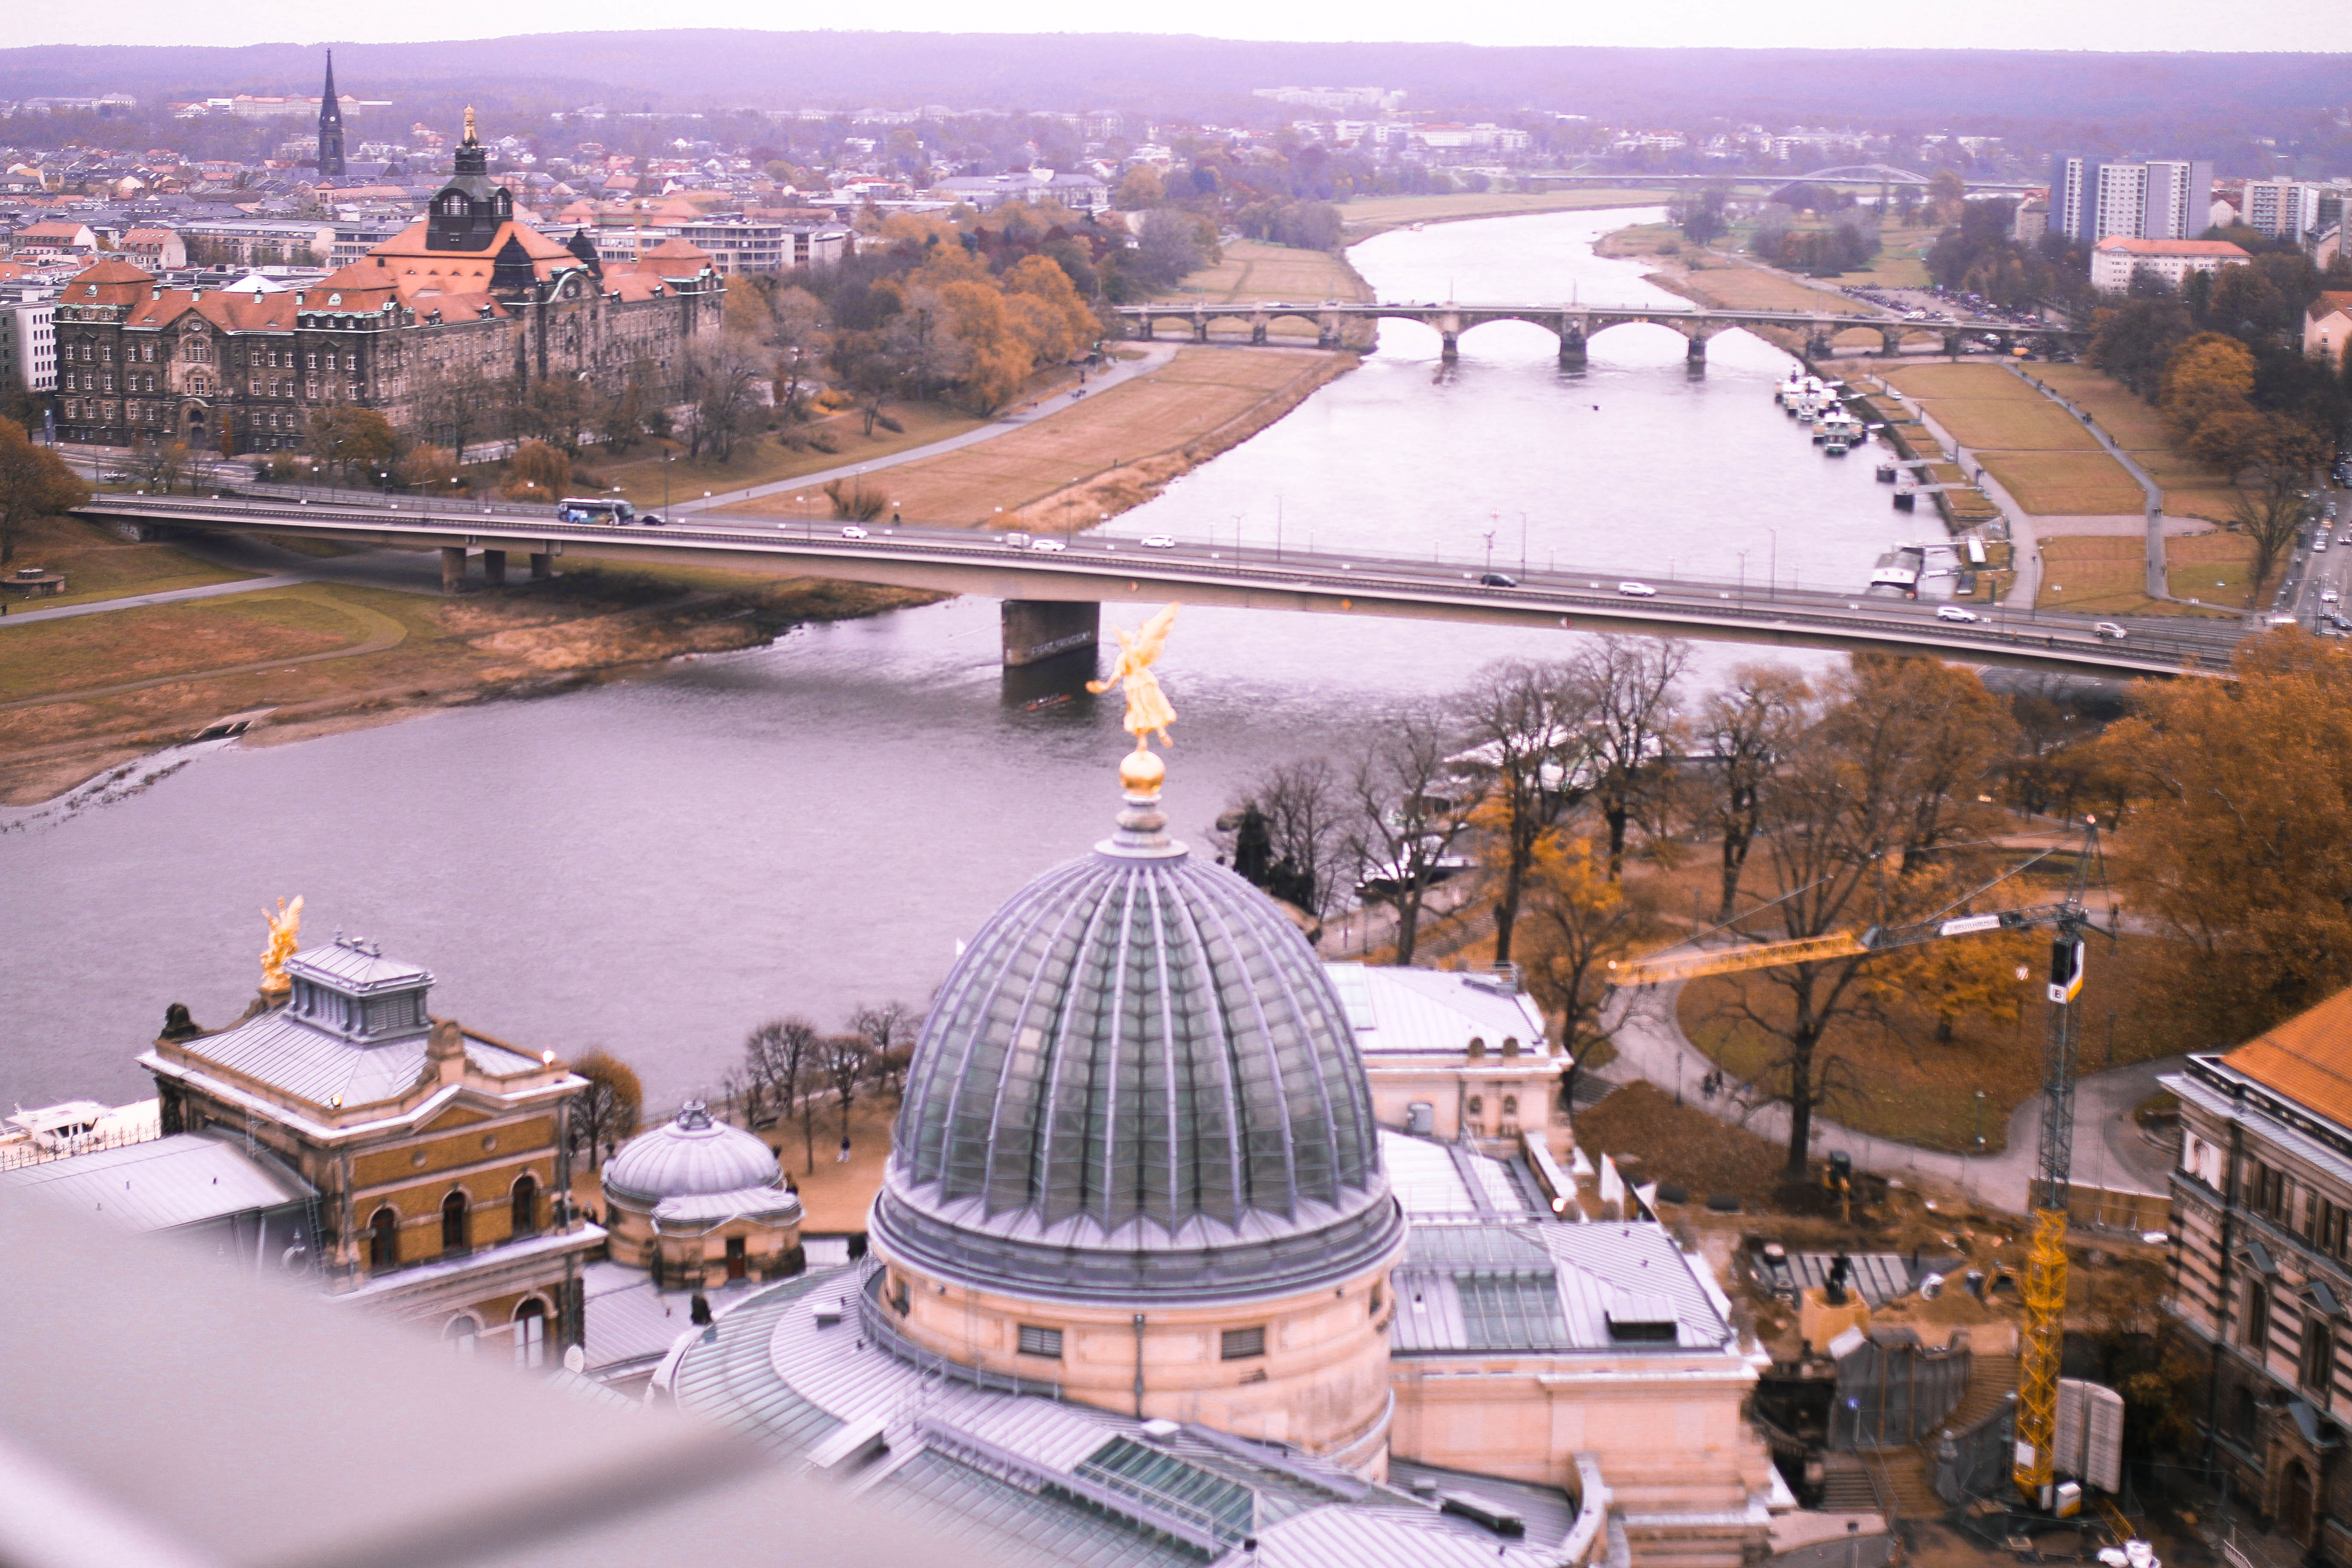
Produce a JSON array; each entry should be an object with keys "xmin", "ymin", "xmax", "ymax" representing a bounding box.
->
[{"xmin": 49, "ymin": 113, "xmax": 723, "ymax": 453}]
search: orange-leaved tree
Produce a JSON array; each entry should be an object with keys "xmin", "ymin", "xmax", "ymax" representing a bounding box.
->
[{"xmin": 0, "ymin": 416, "xmax": 91, "ymax": 565}]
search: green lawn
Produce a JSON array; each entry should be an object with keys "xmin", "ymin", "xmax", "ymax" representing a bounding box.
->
[{"xmin": 3, "ymin": 513, "xmax": 255, "ymax": 609}]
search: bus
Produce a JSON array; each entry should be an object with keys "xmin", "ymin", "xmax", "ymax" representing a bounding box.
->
[{"xmin": 555, "ymin": 497, "xmax": 636, "ymax": 526}]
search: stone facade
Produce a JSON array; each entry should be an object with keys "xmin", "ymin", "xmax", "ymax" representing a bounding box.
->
[{"xmin": 50, "ymin": 117, "xmax": 723, "ymax": 454}]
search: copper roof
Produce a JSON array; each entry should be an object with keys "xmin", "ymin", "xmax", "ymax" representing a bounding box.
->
[{"xmin": 2224, "ymin": 987, "xmax": 2352, "ymax": 1126}]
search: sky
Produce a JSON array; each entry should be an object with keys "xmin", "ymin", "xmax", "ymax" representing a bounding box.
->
[{"xmin": 15, "ymin": 0, "xmax": 2352, "ymax": 52}]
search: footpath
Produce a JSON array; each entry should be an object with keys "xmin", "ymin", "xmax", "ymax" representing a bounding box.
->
[{"xmin": 1597, "ymin": 980, "xmax": 2179, "ymax": 1215}]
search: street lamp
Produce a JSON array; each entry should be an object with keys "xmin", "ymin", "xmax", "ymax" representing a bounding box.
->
[
  {"xmin": 1974, "ymin": 1089, "xmax": 1987, "ymax": 1152},
  {"xmin": 1767, "ymin": 526, "xmax": 1779, "ymax": 599},
  {"xmin": 1484, "ymin": 530, "xmax": 1497, "ymax": 574}
]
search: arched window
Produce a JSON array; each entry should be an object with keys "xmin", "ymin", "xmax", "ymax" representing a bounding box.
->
[
  {"xmin": 1467, "ymin": 1037, "xmax": 1487, "ymax": 1060},
  {"xmin": 368, "ymin": 1205, "xmax": 399, "ymax": 1270},
  {"xmin": 513, "ymin": 1298, "xmax": 548, "ymax": 1369},
  {"xmin": 441, "ymin": 1189, "xmax": 469, "ymax": 1253},
  {"xmin": 443, "ymin": 1314, "xmax": 481, "ymax": 1357},
  {"xmin": 510, "ymin": 1173, "xmax": 539, "ymax": 1238},
  {"xmin": 1502, "ymin": 1095, "xmax": 1519, "ymax": 1116}
]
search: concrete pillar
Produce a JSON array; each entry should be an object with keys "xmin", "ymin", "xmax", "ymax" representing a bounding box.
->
[
  {"xmin": 1137, "ymin": 315, "xmax": 1154, "ymax": 340},
  {"xmin": 1318, "ymin": 314, "xmax": 1341, "ymax": 350},
  {"xmin": 1944, "ymin": 332, "xmax": 1965, "ymax": 359},
  {"xmin": 1879, "ymin": 328, "xmax": 1905, "ymax": 359},
  {"xmin": 1807, "ymin": 335, "xmax": 1834, "ymax": 361},
  {"xmin": 1557, "ymin": 326, "xmax": 1587, "ymax": 368},
  {"xmin": 1439, "ymin": 331, "xmax": 1459, "ymax": 361},
  {"xmin": 482, "ymin": 548, "xmax": 507, "ymax": 587},
  {"xmin": 1192, "ymin": 319, "xmax": 1209, "ymax": 343},
  {"xmin": 1685, "ymin": 330, "xmax": 1711, "ymax": 365},
  {"xmin": 529, "ymin": 551, "xmax": 553, "ymax": 580},
  {"xmin": 1001, "ymin": 600, "xmax": 1100, "ymax": 668},
  {"xmin": 440, "ymin": 546, "xmax": 466, "ymax": 594}
]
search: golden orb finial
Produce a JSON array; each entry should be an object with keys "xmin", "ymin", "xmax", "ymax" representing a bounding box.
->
[{"xmin": 1120, "ymin": 744, "xmax": 1166, "ymax": 796}]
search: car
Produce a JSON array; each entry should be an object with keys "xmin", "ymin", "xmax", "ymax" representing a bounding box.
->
[
  {"xmin": 839, "ymin": 525, "xmax": 869, "ymax": 539},
  {"xmin": 2093, "ymin": 622, "xmax": 2128, "ymax": 640},
  {"xmin": 1139, "ymin": 535, "xmax": 1176, "ymax": 549},
  {"xmin": 2324, "ymin": 590, "xmax": 2343, "ymax": 605},
  {"xmin": 1031, "ymin": 537, "xmax": 1067, "ymax": 552},
  {"xmin": 1616, "ymin": 581, "xmax": 1657, "ymax": 597},
  {"xmin": 1935, "ymin": 605, "xmax": 1980, "ymax": 623},
  {"xmin": 640, "ymin": 513, "xmax": 666, "ymax": 527},
  {"xmin": 1479, "ymin": 572, "xmax": 1518, "ymax": 588}
]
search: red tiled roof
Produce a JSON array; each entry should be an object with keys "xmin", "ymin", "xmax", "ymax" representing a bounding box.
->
[
  {"xmin": 2226, "ymin": 988, "xmax": 2352, "ymax": 1128},
  {"xmin": 2312, "ymin": 292, "xmax": 2352, "ymax": 321}
]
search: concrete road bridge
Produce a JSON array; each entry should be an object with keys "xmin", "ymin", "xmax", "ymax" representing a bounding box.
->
[
  {"xmin": 1116, "ymin": 302, "xmax": 2088, "ymax": 364},
  {"xmin": 72, "ymin": 490, "xmax": 2242, "ymax": 680},
  {"xmin": 1516, "ymin": 166, "xmax": 2046, "ymax": 196}
]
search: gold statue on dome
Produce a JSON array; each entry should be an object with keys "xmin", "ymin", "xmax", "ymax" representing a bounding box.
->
[
  {"xmin": 1089, "ymin": 604, "xmax": 1180, "ymax": 763},
  {"xmin": 260, "ymin": 896, "xmax": 304, "ymax": 993},
  {"xmin": 463, "ymin": 106, "xmax": 477, "ymax": 144}
]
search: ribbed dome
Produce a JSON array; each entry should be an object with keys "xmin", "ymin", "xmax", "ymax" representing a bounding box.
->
[
  {"xmin": 604, "ymin": 1102, "xmax": 781, "ymax": 1206},
  {"xmin": 873, "ymin": 784, "xmax": 1401, "ymax": 1303}
]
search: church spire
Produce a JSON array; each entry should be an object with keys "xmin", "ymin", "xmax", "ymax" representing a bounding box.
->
[{"xmin": 316, "ymin": 49, "xmax": 346, "ymax": 181}]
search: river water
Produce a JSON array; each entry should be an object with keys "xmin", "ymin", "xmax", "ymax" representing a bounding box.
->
[{"xmin": 0, "ymin": 208, "xmax": 1920, "ymax": 1110}]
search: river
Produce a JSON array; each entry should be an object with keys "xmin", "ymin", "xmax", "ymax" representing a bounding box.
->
[{"xmin": 0, "ymin": 208, "xmax": 1921, "ymax": 1111}]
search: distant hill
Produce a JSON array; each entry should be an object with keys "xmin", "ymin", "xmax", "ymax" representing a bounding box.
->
[{"xmin": 0, "ymin": 31, "xmax": 2343, "ymax": 138}]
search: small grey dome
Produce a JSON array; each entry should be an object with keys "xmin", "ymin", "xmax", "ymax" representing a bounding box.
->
[
  {"xmin": 874, "ymin": 787, "xmax": 1401, "ymax": 1303},
  {"xmin": 604, "ymin": 1102, "xmax": 781, "ymax": 1207}
]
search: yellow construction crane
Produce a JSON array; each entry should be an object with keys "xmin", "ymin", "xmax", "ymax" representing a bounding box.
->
[{"xmin": 1609, "ymin": 821, "xmax": 2108, "ymax": 1510}]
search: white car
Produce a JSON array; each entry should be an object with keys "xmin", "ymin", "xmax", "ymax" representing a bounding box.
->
[
  {"xmin": 1031, "ymin": 537, "xmax": 1067, "ymax": 553},
  {"xmin": 1935, "ymin": 605, "xmax": 1980, "ymax": 623},
  {"xmin": 2325, "ymin": 590, "xmax": 2343, "ymax": 605},
  {"xmin": 1616, "ymin": 581, "xmax": 1657, "ymax": 598},
  {"xmin": 839, "ymin": 525, "xmax": 869, "ymax": 540},
  {"xmin": 1139, "ymin": 535, "xmax": 1176, "ymax": 549},
  {"xmin": 2093, "ymin": 622, "xmax": 2128, "ymax": 639}
]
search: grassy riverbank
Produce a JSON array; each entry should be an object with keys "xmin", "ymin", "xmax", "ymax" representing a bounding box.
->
[{"xmin": 1340, "ymin": 188, "xmax": 1678, "ymax": 236}]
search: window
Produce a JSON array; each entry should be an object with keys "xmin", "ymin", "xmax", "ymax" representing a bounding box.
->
[
  {"xmin": 2248, "ymin": 1279, "xmax": 2273, "ymax": 1352},
  {"xmin": 443, "ymin": 1314, "xmax": 480, "ymax": 1357},
  {"xmin": 2253, "ymin": 1161, "xmax": 2293, "ymax": 1224},
  {"xmin": 2300, "ymin": 1317, "xmax": 2334, "ymax": 1392},
  {"xmin": 1017, "ymin": 1323, "xmax": 1065, "ymax": 1359},
  {"xmin": 1467, "ymin": 1037, "xmax": 1487, "ymax": 1060},
  {"xmin": 1220, "ymin": 1326, "xmax": 1266, "ymax": 1361},
  {"xmin": 1466, "ymin": 1095, "xmax": 1484, "ymax": 1116},
  {"xmin": 1502, "ymin": 1095, "xmax": 1519, "ymax": 1116},
  {"xmin": 510, "ymin": 1173, "xmax": 538, "ymax": 1237},
  {"xmin": 513, "ymin": 1299, "xmax": 548, "ymax": 1369},
  {"xmin": 441, "ymin": 1189, "xmax": 470, "ymax": 1253},
  {"xmin": 368, "ymin": 1205, "xmax": 399, "ymax": 1269}
]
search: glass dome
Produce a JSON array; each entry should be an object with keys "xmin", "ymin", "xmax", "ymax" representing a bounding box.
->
[
  {"xmin": 873, "ymin": 786, "xmax": 1401, "ymax": 1304},
  {"xmin": 603, "ymin": 1102, "xmax": 782, "ymax": 1207}
]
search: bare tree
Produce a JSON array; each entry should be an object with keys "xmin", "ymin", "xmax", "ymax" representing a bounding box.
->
[
  {"xmin": 1348, "ymin": 702, "xmax": 1479, "ymax": 965},
  {"xmin": 741, "ymin": 1017, "xmax": 823, "ymax": 1173},
  {"xmin": 680, "ymin": 335, "xmax": 770, "ymax": 462},
  {"xmin": 1219, "ymin": 756, "xmax": 1349, "ymax": 918},
  {"xmin": 1695, "ymin": 664, "xmax": 1810, "ymax": 921},
  {"xmin": 850, "ymin": 1002, "xmax": 917, "ymax": 1100},
  {"xmin": 821, "ymin": 1033, "xmax": 872, "ymax": 1152},
  {"xmin": 769, "ymin": 285, "xmax": 832, "ymax": 421},
  {"xmin": 1457, "ymin": 659, "xmax": 1592, "ymax": 961},
  {"xmin": 1577, "ymin": 637, "xmax": 1689, "ymax": 879}
]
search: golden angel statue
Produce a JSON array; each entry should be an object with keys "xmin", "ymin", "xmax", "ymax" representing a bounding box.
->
[
  {"xmin": 1088, "ymin": 603, "xmax": 1180, "ymax": 751},
  {"xmin": 260, "ymin": 895, "xmax": 304, "ymax": 993}
]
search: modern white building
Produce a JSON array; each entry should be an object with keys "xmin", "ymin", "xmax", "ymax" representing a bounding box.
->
[
  {"xmin": 0, "ymin": 297, "xmax": 56, "ymax": 393},
  {"xmin": 2090, "ymin": 236, "xmax": 2252, "ymax": 293},
  {"xmin": 2052, "ymin": 155, "xmax": 2213, "ymax": 242},
  {"xmin": 2243, "ymin": 180, "xmax": 2323, "ymax": 241}
]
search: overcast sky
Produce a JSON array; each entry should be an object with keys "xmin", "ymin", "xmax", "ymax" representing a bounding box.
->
[{"xmin": 17, "ymin": 0, "xmax": 2350, "ymax": 52}]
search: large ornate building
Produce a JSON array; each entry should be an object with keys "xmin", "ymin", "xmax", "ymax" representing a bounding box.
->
[
  {"xmin": 50, "ymin": 113, "xmax": 724, "ymax": 454},
  {"xmin": 653, "ymin": 743, "xmax": 1779, "ymax": 1567}
]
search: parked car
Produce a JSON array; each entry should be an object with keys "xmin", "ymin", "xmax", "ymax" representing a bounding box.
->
[
  {"xmin": 1479, "ymin": 572, "xmax": 1518, "ymax": 588},
  {"xmin": 839, "ymin": 525, "xmax": 869, "ymax": 539},
  {"xmin": 1616, "ymin": 581, "xmax": 1657, "ymax": 597},
  {"xmin": 2093, "ymin": 622, "xmax": 2128, "ymax": 639},
  {"xmin": 1935, "ymin": 605, "xmax": 1980, "ymax": 623}
]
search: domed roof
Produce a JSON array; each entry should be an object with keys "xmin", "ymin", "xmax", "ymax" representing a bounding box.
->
[
  {"xmin": 604, "ymin": 1102, "xmax": 781, "ymax": 1207},
  {"xmin": 873, "ymin": 780, "xmax": 1402, "ymax": 1305}
]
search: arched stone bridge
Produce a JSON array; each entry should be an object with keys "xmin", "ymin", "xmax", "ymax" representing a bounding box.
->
[{"xmin": 1114, "ymin": 302, "xmax": 2088, "ymax": 364}]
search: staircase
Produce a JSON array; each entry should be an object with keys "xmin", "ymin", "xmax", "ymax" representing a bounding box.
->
[
  {"xmin": 1871, "ymin": 1448, "xmax": 1942, "ymax": 1517},
  {"xmin": 1819, "ymin": 1454, "xmax": 1883, "ymax": 1513},
  {"xmin": 1948, "ymin": 1354, "xmax": 2020, "ymax": 1432}
]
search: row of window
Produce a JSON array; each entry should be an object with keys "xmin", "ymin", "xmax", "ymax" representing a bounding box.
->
[
  {"xmin": 366, "ymin": 1173, "xmax": 539, "ymax": 1271},
  {"xmin": 1013, "ymin": 1323, "xmax": 1268, "ymax": 1362},
  {"xmin": 2239, "ymin": 1158, "xmax": 2352, "ymax": 1265},
  {"xmin": 2244, "ymin": 1277, "xmax": 2343, "ymax": 1396}
]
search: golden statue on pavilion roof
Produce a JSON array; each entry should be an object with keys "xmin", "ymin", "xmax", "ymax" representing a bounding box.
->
[
  {"xmin": 260, "ymin": 895, "xmax": 304, "ymax": 994},
  {"xmin": 1089, "ymin": 604, "xmax": 1180, "ymax": 793}
]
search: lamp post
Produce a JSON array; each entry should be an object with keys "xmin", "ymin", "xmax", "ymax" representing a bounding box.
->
[
  {"xmin": 1520, "ymin": 511, "xmax": 1529, "ymax": 576},
  {"xmin": 1767, "ymin": 526, "xmax": 1779, "ymax": 600},
  {"xmin": 1974, "ymin": 1089, "xmax": 1987, "ymax": 1152},
  {"xmin": 1484, "ymin": 530, "xmax": 1497, "ymax": 574}
]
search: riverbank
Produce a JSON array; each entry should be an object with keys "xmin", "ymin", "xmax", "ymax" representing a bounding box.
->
[
  {"xmin": 1339, "ymin": 189, "xmax": 1677, "ymax": 238},
  {"xmin": 0, "ymin": 554, "xmax": 935, "ymax": 807},
  {"xmin": 714, "ymin": 344, "xmax": 1357, "ymax": 534}
]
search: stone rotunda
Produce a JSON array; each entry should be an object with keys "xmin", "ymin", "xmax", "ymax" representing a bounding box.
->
[
  {"xmin": 868, "ymin": 751, "xmax": 1409, "ymax": 1475},
  {"xmin": 603, "ymin": 1102, "xmax": 803, "ymax": 1290}
]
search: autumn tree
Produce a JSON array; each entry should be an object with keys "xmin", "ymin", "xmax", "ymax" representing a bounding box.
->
[
  {"xmin": 1457, "ymin": 659, "xmax": 1590, "ymax": 961},
  {"xmin": 2102, "ymin": 632, "xmax": 2352, "ymax": 1038},
  {"xmin": 768, "ymin": 285, "xmax": 832, "ymax": 420},
  {"xmin": 1577, "ymin": 637, "xmax": 1689, "ymax": 879},
  {"xmin": 0, "ymin": 416, "xmax": 92, "ymax": 564},
  {"xmin": 1695, "ymin": 664, "xmax": 1810, "ymax": 921},
  {"xmin": 304, "ymin": 406, "xmax": 396, "ymax": 481},
  {"xmin": 1519, "ymin": 832, "xmax": 1660, "ymax": 1110},
  {"xmin": 394, "ymin": 443, "xmax": 458, "ymax": 493},
  {"xmin": 1113, "ymin": 167, "xmax": 1166, "ymax": 211},
  {"xmin": 502, "ymin": 439, "xmax": 572, "ymax": 502},
  {"xmin": 1348, "ymin": 701, "xmax": 1479, "ymax": 965},
  {"xmin": 2158, "ymin": 332, "xmax": 2259, "ymax": 466},
  {"xmin": 567, "ymin": 1048, "xmax": 643, "ymax": 1172}
]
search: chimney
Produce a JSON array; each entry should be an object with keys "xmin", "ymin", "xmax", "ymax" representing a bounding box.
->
[{"xmin": 427, "ymin": 1018, "xmax": 466, "ymax": 1084}]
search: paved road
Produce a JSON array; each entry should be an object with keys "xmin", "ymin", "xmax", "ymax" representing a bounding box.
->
[
  {"xmin": 1599, "ymin": 980, "xmax": 2181, "ymax": 1214},
  {"xmin": 0, "ymin": 574, "xmax": 302, "ymax": 626},
  {"xmin": 665, "ymin": 343, "xmax": 1180, "ymax": 518}
]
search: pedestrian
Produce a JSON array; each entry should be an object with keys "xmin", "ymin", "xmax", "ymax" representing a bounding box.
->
[{"xmin": 837, "ymin": 1135, "xmax": 851, "ymax": 1164}]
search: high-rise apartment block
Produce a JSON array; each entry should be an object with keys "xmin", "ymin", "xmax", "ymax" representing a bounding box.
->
[
  {"xmin": 2050, "ymin": 154, "xmax": 2213, "ymax": 243},
  {"xmin": 2243, "ymin": 180, "xmax": 2322, "ymax": 240}
]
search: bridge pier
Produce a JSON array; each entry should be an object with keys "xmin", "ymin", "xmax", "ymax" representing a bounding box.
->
[
  {"xmin": 1136, "ymin": 315, "xmax": 1154, "ymax": 341},
  {"xmin": 439, "ymin": 546, "xmax": 466, "ymax": 594},
  {"xmin": 1001, "ymin": 599, "xmax": 1099, "ymax": 668},
  {"xmin": 482, "ymin": 549, "xmax": 507, "ymax": 587},
  {"xmin": 529, "ymin": 550, "xmax": 554, "ymax": 581},
  {"xmin": 1556, "ymin": 323, "xmax": 1587, "ymax": 369},
  {"xmin": 1250, "ymin": 314, "xmax": 1268, "ymax": 346},
  {"xmin": 1192, "ymin": 320, "xmax": 1209, "ymax": 344},
  {"xmin": 1685, "ymin": 330, "xmax": 1713, "ymax": 368},
  {"xmin": 1943, "ymin": 332, "xmax": 1965, "ymax": 359},
  {"xmin": 1439, "ymin": 331, "xmax": 1459, "ymax": 361},
  {"xmin": 1318, "ymin": 313, "xmax": 1342, "ymax": 350},
  {"xmin": 1878, "ymin": 328, "xmax": 1905, "ymax": 359}
]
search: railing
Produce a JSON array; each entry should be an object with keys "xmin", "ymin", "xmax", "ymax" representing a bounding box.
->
[
  {"xmin": 79, "ymin": 492, "xmax": 2240, "ymax": 673},
  {"xmin": 912, "ymin": 1415, "xmax": 1225, "ymax": 1561},
  {"xmin": 855, "ymin": 1264, "xmax": 1067, "ymax": 1402},
  {"xmin": 0, "ymin": 1122, "xmax": 161, "ymax": 1172}
]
